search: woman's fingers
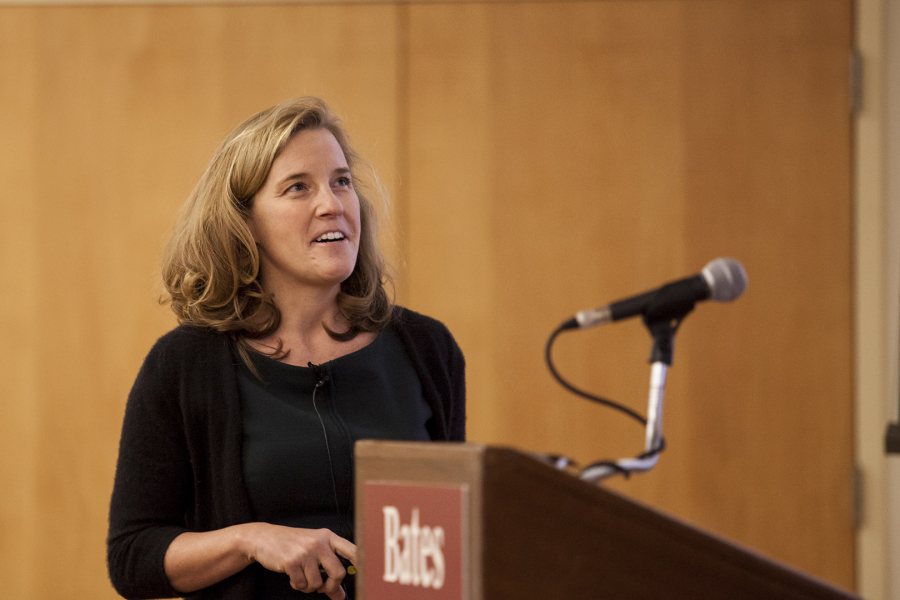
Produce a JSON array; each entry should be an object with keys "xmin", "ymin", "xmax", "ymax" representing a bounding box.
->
[
  {"xmin": 330, "ymin": 534, "xmax": 358, "ymax": 567},
  {"xmin": 309, "ymin": 530, "xmax": 356, "ymax": 594},
  {"xmin": 318, "ymin": 554, "xmax": 349, "ymax": 594},
  {"xmin": 324, "ymin": 584, "xmax": 347, "ymax": 600},
  {"xmin": 301, "ymin": 557, "xmax": 325, "ymax": 591},
  {"xmin": 246, "ymin": 524, "xmax": 357, "ymax": 594},
  {"xmin": 287, "ymin": 570, "xmax": 308, "ymax": 592},
  {"xmin": 289, "ymin": 563, "xmax": 346, "ymax": 598}
]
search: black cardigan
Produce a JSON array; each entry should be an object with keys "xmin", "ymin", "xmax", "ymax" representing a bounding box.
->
[{"xmin": 107, "ymin": 306, "xmax": 465, "ymax": 599}]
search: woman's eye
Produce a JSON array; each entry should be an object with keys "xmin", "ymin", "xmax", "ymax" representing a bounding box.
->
[
  {"xmin": 287, "ymin": 182, "xmax": 308, "ymax": 193},
  {"xmin": 335, "ymin": 176, "xmax": 352, "ymax": 188}
]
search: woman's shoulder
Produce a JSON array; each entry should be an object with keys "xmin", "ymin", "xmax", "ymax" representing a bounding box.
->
[
  {"xmin": 144, "ymin": 323, "xmax": 231, "ymax": 367},
  {"xmin": 390, "ymin": 305, "xmax": 462, "ymax": 356},
  {"xmin": 155, "ymin": 322, "xmax": 226, "ymax": 346},
  {"xmin": 390, "ymin": 305, "xmax": 453, "ymax": 336}
]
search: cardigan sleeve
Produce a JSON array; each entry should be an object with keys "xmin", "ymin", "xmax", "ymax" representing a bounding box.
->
[
  {"xmin": 391, "ymin": 306, "xmax": 466, "ymax": 441},
  {"xmin": 107, "ymin": 335, "xmax": 192, "ymax": 599},
  {"xmin": 447, "ymin": 332, "xmax": 466, "ymax": 442}
]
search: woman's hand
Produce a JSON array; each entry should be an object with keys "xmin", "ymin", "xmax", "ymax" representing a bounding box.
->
[
  {"xmin": 241, "ymin": 523, "xmax": 357, "ymax": 598},
  {"xmin": 164, "ymin": 523, "xmax": 357, "ymax": 599}
]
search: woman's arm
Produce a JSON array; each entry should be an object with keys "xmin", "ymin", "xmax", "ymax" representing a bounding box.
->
[
  {"xmin": 164, "ymin": 523, "xmax": 357, "ymax": 599},
  {"xmin": 108, "ymin": 338, "xmax": 193, "ymax": 598}
]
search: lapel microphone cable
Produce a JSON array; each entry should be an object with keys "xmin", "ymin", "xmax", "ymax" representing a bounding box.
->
[{"xmin": 308, "ymin": 362, "xmax": 355, "ymax": 540}]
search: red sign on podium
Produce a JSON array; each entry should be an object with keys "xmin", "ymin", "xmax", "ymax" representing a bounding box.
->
[{"xmin": 361, "ymin": 481, "xmax": 468, "ymax": 600}]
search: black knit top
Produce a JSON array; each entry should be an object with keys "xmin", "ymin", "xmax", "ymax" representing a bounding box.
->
[
  {"xmin": 239, "ymin": 326, "xmax": 432, "ymax": 598},
  {"xmin": 107, "ymin": 307, "xmax": 465, "ymax": 599}
]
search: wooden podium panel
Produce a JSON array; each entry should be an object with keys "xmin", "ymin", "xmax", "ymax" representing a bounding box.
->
[{"xmin": 355, "ymin": 441, "xmax": 857, "ymax": 600}]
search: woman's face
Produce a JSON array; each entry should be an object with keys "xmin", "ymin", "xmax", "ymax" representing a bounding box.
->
[{"xmin": 249, "ymin": 127, "xmax": 361, "ymax": 294}]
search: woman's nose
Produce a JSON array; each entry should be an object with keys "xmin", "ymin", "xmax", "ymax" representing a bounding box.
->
[{"xmin": 315, "ymin": 187, "xmax": 344, "ymax": 217}]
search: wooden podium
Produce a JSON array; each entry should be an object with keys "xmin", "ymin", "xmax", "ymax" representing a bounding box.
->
[{"xmin": 354, "ymin": 441, "xmax": 857, "ymax": 600}]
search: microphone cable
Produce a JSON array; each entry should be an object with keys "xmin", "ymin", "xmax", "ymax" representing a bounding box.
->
[
  {"xmin": 544, "ymin": 323, "xmax": 667, "ymax": 478},
  {"xmin": 544, "ymin": 323, "xmax": 648, "ymax": 426},
  {"xmin": 309, "ymin": 362, "xmax": 355, "ymax": 541}
]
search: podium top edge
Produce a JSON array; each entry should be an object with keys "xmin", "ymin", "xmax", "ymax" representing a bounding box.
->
[{"xmin": 355, "ymin": 439, "xmax": 490, "ymax": 456}]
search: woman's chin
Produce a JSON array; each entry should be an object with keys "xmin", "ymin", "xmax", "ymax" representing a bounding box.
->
[{"xmin": 306, "ymin": 266, "xmax": 357, "ymax": 290}]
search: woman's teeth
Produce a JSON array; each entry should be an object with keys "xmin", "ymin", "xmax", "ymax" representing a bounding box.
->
[{"xmin": 315, "ymin": 232, "xmax": 345, "ymax": 243}]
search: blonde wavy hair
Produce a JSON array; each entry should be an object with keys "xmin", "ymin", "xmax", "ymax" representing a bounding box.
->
[{"xmin": 161, "ymin": 97, "xmax": 392, "ymax": 346}]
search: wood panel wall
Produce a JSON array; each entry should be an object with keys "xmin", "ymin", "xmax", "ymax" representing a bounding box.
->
[
  {"xmin": 0, "ymin": 1, "xmax": 853, "ymax": 596},
  {"xmin": 403, "ymin": 0, "xmax": 853, "ymax": 587}
]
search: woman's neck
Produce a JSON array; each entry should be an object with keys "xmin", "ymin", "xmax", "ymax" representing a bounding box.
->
[{"xmin": 250, "ymin": 281, "xmax": 368, "ymax": 366}]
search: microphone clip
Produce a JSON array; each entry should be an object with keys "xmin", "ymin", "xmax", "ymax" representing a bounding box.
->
[
  {"xmin": 642, "ymin": 312, "xmax": 686, "ymax": 367},
  {"xmin": 308, "ymin": 361, "xmax": 329, "ymax": 386}
]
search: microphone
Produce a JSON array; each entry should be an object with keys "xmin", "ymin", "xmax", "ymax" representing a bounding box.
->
[
  {"xmin": 308, "ymin": 361, "xmax": 329, "ymax": 385},
  {"xmin": 564, "ymin": 258, "xmax": 747, "ymax": 330}
]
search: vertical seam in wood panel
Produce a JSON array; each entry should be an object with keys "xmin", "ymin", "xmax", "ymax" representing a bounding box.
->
[{"xmin": 394, "ymin": 2, "xmax": 411, "ymax": 302}]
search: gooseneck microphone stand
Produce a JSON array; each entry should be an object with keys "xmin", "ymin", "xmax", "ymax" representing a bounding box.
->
[
  {"xmin": 547, "ymin": 258, "xmax": 747, "ymax": 482},
  {"xmin": 580, "ymin": 313, "xmax": 685, "ymax": 484}
]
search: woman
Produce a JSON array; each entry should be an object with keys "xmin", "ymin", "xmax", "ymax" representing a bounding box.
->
[{"xmin": 107, "ymin": 97, "xmax": 466, "ymax": 599}]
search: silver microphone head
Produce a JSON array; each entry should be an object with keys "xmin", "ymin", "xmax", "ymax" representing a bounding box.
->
[{"xmin": 701, "ymin": 258, "xmax": 748, "ymax": 302}]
